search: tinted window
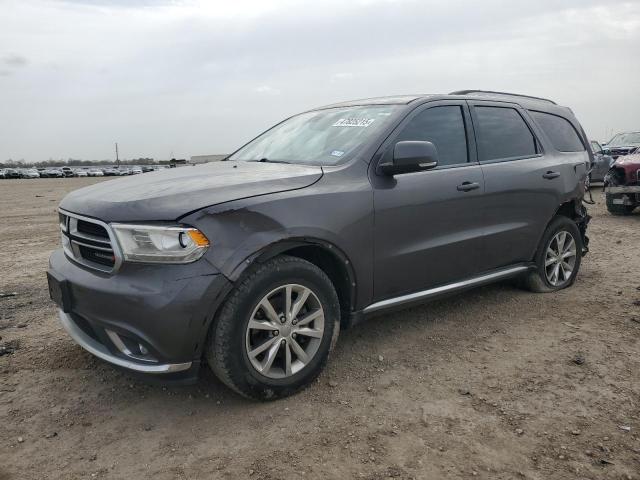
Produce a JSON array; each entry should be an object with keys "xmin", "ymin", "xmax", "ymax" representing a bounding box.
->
[
  {"xmin": 529, "ymin": 111, "xmax": 585, "ymax": 152},
  {"xmin": 474, "ymin": 107, "xmax": 537, "ymax": 162},
  {"xmin": 394, "ymin": 106, "xmax": 468, "ymax": 166}
]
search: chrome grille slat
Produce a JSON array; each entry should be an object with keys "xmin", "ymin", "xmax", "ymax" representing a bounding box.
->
[
  {"xmin": 68, "ymin": 230, "xmax": 112, "ymax": 246},
  {"xmin": 72, "ymin": 239, "xmax": 114, "ymax": 252},
  {"xmin": 59, "ymin": 209, "xmax": 122, "ymax": 273}
]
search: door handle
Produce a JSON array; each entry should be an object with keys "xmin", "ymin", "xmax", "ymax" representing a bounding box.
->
[
  {"xmin": 542, "ymin": 171, "xmax": 561, "ymax": 179},
  {"xmin": 457, "ymin": 181, "xmax": 480, "ymax": 192}
]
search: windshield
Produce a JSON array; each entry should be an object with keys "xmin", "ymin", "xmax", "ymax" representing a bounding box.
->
[
  {"xmin": 608, "ymin": 132, "xmax": 640, "ymax": 147},
  {"xmin": 228, "ymin": 105, "xmax": 401, "ymax": 166}
]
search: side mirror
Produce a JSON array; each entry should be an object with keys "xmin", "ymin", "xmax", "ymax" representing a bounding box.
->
[{"xmin": 379, "ymin": 141, "xmax": 439, "ymax": 176}]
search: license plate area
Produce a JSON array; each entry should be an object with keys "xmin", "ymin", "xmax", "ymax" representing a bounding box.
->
[{"xmin": 47, "ymin": 272, "xmax": 72, "ymax": 313}]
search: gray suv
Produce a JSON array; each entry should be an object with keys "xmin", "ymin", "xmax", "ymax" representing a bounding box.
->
[{"xmin": 47, "ymin": 90, "xmax": 591, "ymax": 399}]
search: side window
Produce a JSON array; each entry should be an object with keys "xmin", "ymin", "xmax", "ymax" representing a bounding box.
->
[
  {"xmin": 590, "ymin": 141, "xmax": 602, "ymax": 154},
  {"xmin": 474, "ymin": 106, "xmax": 538, "ymax": 162},
  {"xmin": 529, "ymin": 110, "xmax": 585, "ymax": 152},
  {"xmin": 393, "ymin": 106, "xmax": 468, "ymax": 166}
]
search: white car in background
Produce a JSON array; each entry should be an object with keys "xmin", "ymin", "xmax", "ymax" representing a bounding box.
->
[
  {"xmin": 131, "ymin": 166, "xmax": 143, "ymax": 174},
  {"xmin": 20, "ymin": 168, "xmax": 41, "ymax": 179},
  {"xmin": 75, "ymin": 169, "xmax": 88, "ymax": 177},
  {"xmin": 87, "ymin": 169, "xmax": 104, "ymax": 177}
]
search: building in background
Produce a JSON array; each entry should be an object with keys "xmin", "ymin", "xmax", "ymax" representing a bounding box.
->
[{"xmin": 189, "ymin": 154, "xmax": 227, "ymax": 164}]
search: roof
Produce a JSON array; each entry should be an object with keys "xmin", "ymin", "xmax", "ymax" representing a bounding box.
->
[
  {"xmin": 313, "ymin": 90, "xmax": 565, "ymax": 112},
  {"xmin": 317, "ymin": 95, "xmax": 428, "ymax": 109},
  {"xmin": 449, "ymin": 90, "xmax": 557, "ymax": 105}
]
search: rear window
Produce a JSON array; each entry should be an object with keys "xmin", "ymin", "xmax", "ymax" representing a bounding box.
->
[
  {"xmin": 474, "ymin": 106, "xmax": 538, "ymax": 162},
  {"xmin": 529, "ymin": 111, "xmax": 584, "ymax": 152}
]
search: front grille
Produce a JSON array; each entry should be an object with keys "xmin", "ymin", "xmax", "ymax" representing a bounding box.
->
[
  {"xmin": 60, "ymin": 211, "xmax": 120, "ymax": 273},
  {"xmin": 78, "ymin": 245, "xmax": 116, "ymax": 266},
  {"xmin": 77, "ymin": 219, "xmax": 109, "ymax": 239}
]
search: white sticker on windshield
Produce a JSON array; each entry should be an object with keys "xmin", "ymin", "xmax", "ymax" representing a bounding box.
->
[
  {"xmin": 332, "ymin": 118, "xmax": 375, "ymax": 128},
  {"xmin": 330, "ymin": 150, "xmax": 345, "ymax": 157}
]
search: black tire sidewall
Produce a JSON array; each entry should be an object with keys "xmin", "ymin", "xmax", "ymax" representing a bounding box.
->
[
  {"xmin": 535, "ymin": 217, "xmax": 583, "ymax": 291},
  {"xmin": 212, "ymin": 257, "xmax": 339, "ymax": 399}
]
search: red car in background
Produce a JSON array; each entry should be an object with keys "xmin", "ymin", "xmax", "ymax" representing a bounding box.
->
[{"xmin": 604, "ymin": 147, "xmax": 640, "ymax": 215}]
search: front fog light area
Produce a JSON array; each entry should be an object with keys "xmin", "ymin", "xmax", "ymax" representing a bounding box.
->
[{"xmin": 111, "ymin": 224, "xmax": 210, "ymax": 264}]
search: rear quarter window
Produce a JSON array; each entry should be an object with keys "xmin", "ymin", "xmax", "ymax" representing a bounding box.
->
[{"xmin": 529, "ymin": 111, "xmax": 585, "ymax": 152}]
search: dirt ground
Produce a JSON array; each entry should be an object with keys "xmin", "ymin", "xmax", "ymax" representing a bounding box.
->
[{"xmin": 0, "ymin": 178, "xmax": 639, "ymax": 480}]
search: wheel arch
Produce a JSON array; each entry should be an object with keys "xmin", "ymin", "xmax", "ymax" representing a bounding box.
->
[
  {"xmin": 554, "ymin": 198, "xmax": 590, "ymax": 237},
  {"xmin": 229, "ymin": 238, "xmax": 357, "ymax": 326},
  {"xmin": 530, "ymin": 198, "xmax": 590, "ymax": 262},
  {"xmin": 554, "ymin": 199, "xmax": 581, "ymax": 220}
]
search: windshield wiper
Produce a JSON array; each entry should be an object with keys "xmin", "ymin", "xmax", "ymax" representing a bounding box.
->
[{"xmin": 247, "ymin": 158, "xmax": 291, "ymax": 164}]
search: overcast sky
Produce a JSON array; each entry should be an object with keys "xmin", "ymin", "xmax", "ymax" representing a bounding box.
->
[{"xmin": 1, "ymin": 0, "xmax": 639, "ymax": 162}]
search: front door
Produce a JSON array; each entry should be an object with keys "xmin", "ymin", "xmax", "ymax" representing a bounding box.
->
[{"xmin": 371, "ymin": 101, "xmax": 485, "ymax": 302}]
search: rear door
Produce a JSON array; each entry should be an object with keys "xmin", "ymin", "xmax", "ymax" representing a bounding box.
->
[
  {"xmin": 371, "ymin": 101, "xmax": 485, "ymax": 301},
  {"xmin": 468, "ymin": 101, "xmax": 582, "ymax": 270}
]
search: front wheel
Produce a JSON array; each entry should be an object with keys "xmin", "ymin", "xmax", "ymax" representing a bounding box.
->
[
  {"xmin": 522, "ymin": 216, "xmax": 583, "ymax": 293},
  {"xmin": 206, "ymin": 255, "xmax": 340, "ymax": 400}
]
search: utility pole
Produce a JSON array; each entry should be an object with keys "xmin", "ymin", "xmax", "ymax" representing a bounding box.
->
[{"xmin": 115, "ymin": 142, "xmax": 120, "ymax": 167}]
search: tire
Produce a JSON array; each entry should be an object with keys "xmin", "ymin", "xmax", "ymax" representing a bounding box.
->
[
  {"xmin": 206, "ymin": 255, "xmax": 340, "ymax": 400},
  {"xmin": 606, "ymin": 195, "xmax": 636, "ymax": 216},
  {"xmin": 522, "ymin": 216, "xmax": 583, "ymax": 293}
]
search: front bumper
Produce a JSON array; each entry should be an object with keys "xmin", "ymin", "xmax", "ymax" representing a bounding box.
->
[
  {"xmin": 605, "ymin": 186, "xmax": 640, "ymax": 194},
  {"xmin": 58, "ymin": 310, "xmax": 192, "ymax": 373},
  {"xmin": 48, "ymin": 249, "xmax": 232, "ymax": 378}
]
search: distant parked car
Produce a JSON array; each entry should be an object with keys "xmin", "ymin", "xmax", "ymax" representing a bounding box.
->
[
  {"xmin": 131, "ymin": 166, "xmax": 143, "ymax": 175},
  {"xmin": 44, "ymin": 168, "xmax": 64, "ymax": 178},
  {"xmin": 20, "ymin": 168, "xmax": 41, "ymax": 179},
  {"xmin": 61, "ymin": 167, "xmax": 75, "ymax": 177},
  {"xmin": 141, "ymin": 165, "xmax": 155, "ymax": 173},
  {"xmin": 74, "ymin": 169, "xmax": 88, "ymax": 177},
  {"xmin": 589, "ymin": 141, "xmax": 614, "ymax": 183},
  {"xmin": 602, "ymin": 132, "xmax": 640, "ymax": 159},
  {"xmin": 2, "ymin": 168, "xmax": 20, "ymax": 179},
  {"xmin": 87, "ymin": 169, "xmax": 104, "ymax": 177},
  {"xmin": 103, "ymin": 167, "xmax": 126, "ymax": 176}
]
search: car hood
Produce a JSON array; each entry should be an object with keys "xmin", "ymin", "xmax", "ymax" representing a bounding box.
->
[
  {"xmin": 60, "ymin": 161, "xmax": 323, "ymax": 222},
  {"xmin": 614, "ymin": 153, "xmax": 640, "ymax": 167}
]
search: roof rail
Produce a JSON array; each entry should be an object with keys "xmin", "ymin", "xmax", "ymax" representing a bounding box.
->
[{"xmin": 449, "ymin": 90, "xmax": 557, "ymax": 105}]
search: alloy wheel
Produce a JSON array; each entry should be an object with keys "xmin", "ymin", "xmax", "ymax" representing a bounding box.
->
[
  {"xmin": 544, "ymin": 230, "xmax": 577, "ymax": 287},
  {"xmin": 245, "ymin": 284, "xmax": 325, "ymax": 379}
]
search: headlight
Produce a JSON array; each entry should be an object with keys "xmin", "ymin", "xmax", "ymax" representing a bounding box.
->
[{"xmin": 111, "ymin": 224, "xmax": 210, "ymax": 264}]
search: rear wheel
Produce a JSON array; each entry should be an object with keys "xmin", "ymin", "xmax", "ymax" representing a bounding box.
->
[
  {"xmin": 522, "ymin": 216, "xmax": 582, "ymax": 293},
  {"xmin": 606, "ymin": 195, "xmax": 636, "ymax": 215},
  {"xmin": 206, "ymin": 255, "xmax": 340, "ymax": 400}
]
